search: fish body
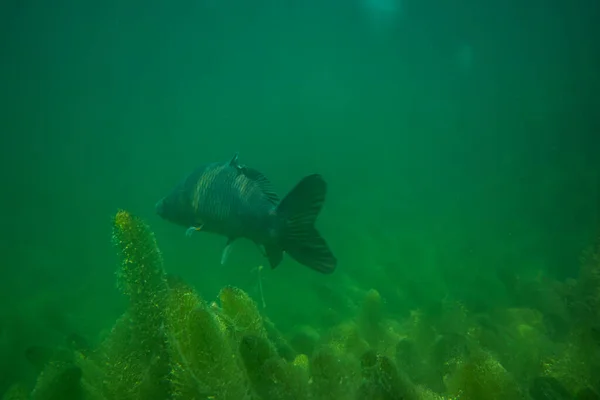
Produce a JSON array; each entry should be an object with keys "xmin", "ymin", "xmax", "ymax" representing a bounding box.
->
[{"xmin": 156, "ymin": 154, "xmax": 337, "ymax": 274}]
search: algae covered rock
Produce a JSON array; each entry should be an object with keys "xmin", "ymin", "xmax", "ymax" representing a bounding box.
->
[
  {"xmin": 309, "ymin": 346, "xmax": 360, "ymax": 400},
  {"xmin": 445, "ymin": 348, "xmax": 524, "ymax": 400},
  {"xmin": 529, "ymin": 376, "xmax": 574, "ymax": 400},
  {"xmin": 91, "ymin": 210, "xmax": 171, "ymax": 400},
  {"xmin": 541, "ymin": 331, "xmax": 596, "ymax": 396},
  {"xmin": 395, "ymin": 337, "xmax": 421, "ymax": 377},
  {"xmin": 259, "ymin": 357, "xmax": 310, "ymax": 400},
  {"xmin": 263, "ymin": 317, "xmax": 297, "ymax": 362},
  {"xmin": 576, "ymin": 388, "xmax": 600, "ymax": 400},
  {"xmin": 322, "ymin": 321, "xmax": 370, "ymax": 359},
  {"xmin": 239, "ymin": 334, "xmax": 309, "ymax": 400},
  {"xmin": 356, "ymin": 349, "xmax": 419, "ymax": 400},
  {"xmin": 219, "ymin": 285, "xmax": 268, "ymax": 342},
  {"xmin": 289, "ymin": 324, "xmax": 321, "ymax": 357},
  {"xmin": 1, "ymin": 383, "xmax": 30, "ymax": 400},
  {"xmin": 358, "ymin": 289, "xmax": 384, "ymax": 346},
  {"xmin": 165, "ymin": 278, "xmax": 250, "ymax": 399},
  {"xmin": 30, "ymin": 362, "xmax": 83, "ymax": 400}
]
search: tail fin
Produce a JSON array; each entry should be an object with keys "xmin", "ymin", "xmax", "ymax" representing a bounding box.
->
[{"xmin": 273, "ymin": 174, "xmax": 337, "ymax": 274}]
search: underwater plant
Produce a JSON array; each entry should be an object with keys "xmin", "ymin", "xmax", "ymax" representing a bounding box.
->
[
  {"xmin": 538, "ymin": 235, "xmax": 600, "ymax": 398},
  {"xmin": 164, "ymin": 278, "xmax": 250, "ymax": 399},
  {"xmin": 444, "ymin": 347, "xmax": 524, "ymax": 400},
  {"xmin": 7, "ymin": 210, "xmax": 600, "ymax": 400},
  {"xmin": 1, "ymin": 383, "xmax": 29, "ymax": 400}
]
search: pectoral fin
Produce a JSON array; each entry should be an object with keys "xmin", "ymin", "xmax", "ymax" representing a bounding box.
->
[
  {"xmin": 185, "ymin": 224, "xmax": 203, "ymax": 237},
  {"xmin": 221, "ymin": 238, "xmax": 235, "ymax": 265},
  {"xmin": 255, "ymin": 242, "xmax": 267, "ymax": 257},
  {"xmin": 264, "ymin": 244, "xmax": 284, "ymax": 269}
]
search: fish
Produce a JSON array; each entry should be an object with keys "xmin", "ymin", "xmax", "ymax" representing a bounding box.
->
[{"xmin": 155, "ymin": 153, "xmax": 337, "ymax": 274}]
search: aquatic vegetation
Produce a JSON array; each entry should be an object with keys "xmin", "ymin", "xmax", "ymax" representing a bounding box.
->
[
  {"xmin": 309, "ymin": 346, "xmax": 360, "ymax": 400},
  {"xmin": 444, "ymin": 347, "xmax": 524, "ymax": 399},
  {"xmin": 164, "ymin": 278, "xmax": 249, "ymax": 399},
  {"xmin": 97, "ymin": 210, "xmax": 171, "ymax": 400},
  {"xmin": 357, "ymin": 349, "xmax": 419, "ymax": 400},
  {"xmin": 30, "ymin": 362, "xmax": 83, "ymax": 400},
  {"xmin": 219, "ymin": 285, "xmax": 268, "ymax": 342},
  {"xmin": 1, "ymin": 383, "xmax": 29, "ymax": 400},
  {"xmin": 7, "ymin": 210, "xmax": 600, "ymax": 399},
  {"xmin": 539, "ymin": 236, "xmax": 600, "ymax": 397},
  {"xmin": 574, "ymin": 235, "xmax": 600, "ymax": 325}
]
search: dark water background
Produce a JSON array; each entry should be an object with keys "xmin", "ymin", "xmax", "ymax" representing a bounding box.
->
[{"xmin": 1, "ymin": 0, "xmax": 599, "ymax": 393}]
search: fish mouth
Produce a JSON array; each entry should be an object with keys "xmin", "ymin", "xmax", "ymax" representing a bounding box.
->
[{"xmin": 155, "ymin": 199, "xmax": 165, "ymax": 217}]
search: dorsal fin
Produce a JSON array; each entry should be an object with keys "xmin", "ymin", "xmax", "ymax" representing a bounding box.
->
[
  {"xmin": 229, "ymin": 152, "xmax": 241, "ymax": 168},
  {"xmin": 242, "ymin": 167, "xmax": 280, "ymax": 204}
]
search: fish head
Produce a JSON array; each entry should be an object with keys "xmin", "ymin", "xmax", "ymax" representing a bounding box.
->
[
  {"xmin": 155, "ymin": 198, "xmax": 166, "ymax": 217},
  {"xmin": 155, "ymin": 189, "xmax": 193, "ymax": 227}
]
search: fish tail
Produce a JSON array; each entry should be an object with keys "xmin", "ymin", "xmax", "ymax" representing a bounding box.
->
[{"xmin": 269, "ymin": 174, "xmax": 337, "ymax": 274}]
